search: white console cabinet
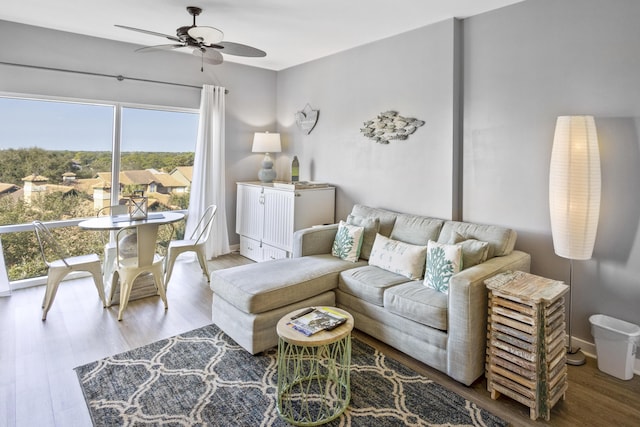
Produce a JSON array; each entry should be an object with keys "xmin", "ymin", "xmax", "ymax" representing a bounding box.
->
[{"xmin": 236, "ymin": 182, "xmax": 335, "ymax": 262}]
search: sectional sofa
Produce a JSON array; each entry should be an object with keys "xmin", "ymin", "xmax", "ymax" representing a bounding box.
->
[{"xmin": 211, "ymin": 204, "xmax": 531, "ymax": 385}]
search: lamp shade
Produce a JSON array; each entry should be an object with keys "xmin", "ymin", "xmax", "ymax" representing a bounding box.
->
[
  {"xmin": 252, "ymin": 132, "xmax": 281, "ymax": 153},
  {"xmin": 549, "ymin": 115, "xmax": 601, "ymax": 260}
]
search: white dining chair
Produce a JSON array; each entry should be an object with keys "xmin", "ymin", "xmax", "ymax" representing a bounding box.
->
[
  {"xmin": 110, "ymin": 224, "xmax": 171, "ymax": 320},
  {"xmin": 33, "ymin": 220, "xmax": 106, "ymax": 320},
  {"xmin": 165, "ymin": 205, "xmax": 217, "ymax": 286},
  {"xmin": 97, "ymin": 204, "xmax": 131, "ymax": 291}
]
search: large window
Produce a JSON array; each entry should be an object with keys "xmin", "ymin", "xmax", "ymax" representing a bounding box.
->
[
  {"xmin": 0, "ymin": 95, "xmax": 198, "ymax": 282},
  {"xmin": 119, "ymin": 106, "xmax": 198, "ymax": 211}
]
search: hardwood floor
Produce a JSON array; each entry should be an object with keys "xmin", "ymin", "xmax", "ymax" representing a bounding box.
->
[{"xmin": 1, "ymin": 253, "xmax": 638, "ymax": 426}]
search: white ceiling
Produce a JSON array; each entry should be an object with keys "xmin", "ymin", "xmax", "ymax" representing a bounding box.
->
[{"xmin": 1, "ymin": 0, "xmax": 524, "ymax": 71}]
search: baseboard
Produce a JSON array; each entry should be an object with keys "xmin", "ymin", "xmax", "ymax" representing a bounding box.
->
[{"xmin": 570, "ymin": 335, "xmax": 640, "ymax": 377}]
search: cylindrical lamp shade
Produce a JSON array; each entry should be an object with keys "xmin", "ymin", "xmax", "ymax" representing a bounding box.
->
[{"xmin": 549, "ymin": 115, "xmax": 601, "ymax": 260}]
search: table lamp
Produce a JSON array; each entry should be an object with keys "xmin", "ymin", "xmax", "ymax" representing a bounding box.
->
[
  {"xmin": 252, "ymin": 132, "xmax": 281, "ymax": 183},
  {"xmin": 549, "ymin": 115, "xmax": 601, "ymax": 366}
]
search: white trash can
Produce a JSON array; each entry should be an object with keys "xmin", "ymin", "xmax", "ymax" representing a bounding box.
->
[{"xmin": 589, "ymin": 314, "xmax": 640, "ymax": 380}]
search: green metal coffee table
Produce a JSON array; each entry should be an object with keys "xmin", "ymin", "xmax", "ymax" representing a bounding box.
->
[{"xmin": 276, "ymin": 307, "xmax": 354, "ymax": 426}]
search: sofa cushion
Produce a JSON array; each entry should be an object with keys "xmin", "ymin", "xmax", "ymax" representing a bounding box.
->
[
  {"xmin": 390, "ymin": 214, "xmax": 444, "ymax": 246},
  {"xmin": 368, "ymin": 234, "xmax": 427, "ymax": 280},
  {"xmin": 211, "ymin": 254, "xmax": 366, "ymax": 314},
  {"xmin": 438, "ymin": 221, "xmax": 516, "ymax": 259},
  {"xmin": 347, "ymin": 214, "xmax": 380, "ymax": 260},
  {"xmin": 448, "ymin": 232, "xmax": 490, "ymax": 270},
  {"xmin": 424, "ymin": 241, "xmax": 462, "ymax": 294},
  {"xmin": 384, "ymin": 282, "xmax": 448, "ymax": 331},
  {"xmin": 350, "ymin": 204, "xmax": 398, "ymax": 237},
  {"xmin": 338, "ymin": 265, "xmax": 409, "ymax": 306},
  {"xmin": 332, "ymin": 220, "xmax": 364, "ymax": 262}
]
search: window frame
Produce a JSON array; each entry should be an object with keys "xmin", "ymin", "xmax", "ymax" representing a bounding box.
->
[
  {"xmin": 0, "ymin": 91, "xmax": 199, "ymax": 290},
  {"xmin": 0, "ymin": 91, "xmax": 199, "ymax": 211}
]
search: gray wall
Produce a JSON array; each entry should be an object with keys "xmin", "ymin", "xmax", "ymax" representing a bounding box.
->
[
  {"xmin": 276, "ymin": 19, "xmax": 461, "ymax": 222},
  {"xmin": 275, "ymin": 0, "xmax": 640, "ymax": 349},
  {"xmin": 464, "ymin": 0, "xmax": 640, "ymax": 345},
  {"xmin": 0, "ymin": 20, "xmax": 277, "ymax": 242}
]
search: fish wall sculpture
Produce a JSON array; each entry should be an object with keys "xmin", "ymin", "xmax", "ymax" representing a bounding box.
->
[{"xmin": 360, "ymin": 111, "xmax": 425, "ymax": 144}]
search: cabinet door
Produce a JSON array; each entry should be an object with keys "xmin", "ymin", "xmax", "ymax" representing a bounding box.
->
[
  {"xmin": 236, "ymin": 184, "xmax": 264, "ymax": 241},
  {"xmin": 262, "ymin": 188, "xmax": 294, "ymax": 250}
]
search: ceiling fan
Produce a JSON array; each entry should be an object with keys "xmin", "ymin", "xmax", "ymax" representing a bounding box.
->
[{"xmin": 116, "ymin": 6, "xmax": 266, "ymax": 71}]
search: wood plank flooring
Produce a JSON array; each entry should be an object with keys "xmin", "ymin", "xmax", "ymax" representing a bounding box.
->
[{"xmin": 1, "ymin": 253, "xmax": 638, "ymax": 426}]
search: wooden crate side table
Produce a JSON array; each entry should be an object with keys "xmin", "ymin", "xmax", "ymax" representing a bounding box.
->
[
  {"xmin": 276, "ymin": 307, "xmax": 354, "ymax": 426},
  {"xmin": 485, "ymin": 270, "xmax": 569, "ymax": 421}
]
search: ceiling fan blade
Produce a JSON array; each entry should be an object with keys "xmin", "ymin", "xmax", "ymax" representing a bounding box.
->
[
  {"xmin": 115, "ymin": 24, "xmax": 181, "ymax": 43},
  {"xmin": 193, "ymin": 48, "xmax": 224, "ymax": 65},
  {"xmin": 215, "ymin": 41, "xmax": 266, "ymax": 57},
  {"xmin": 135, "ymin": 44, "xmax": 186, "ymax": 53}
]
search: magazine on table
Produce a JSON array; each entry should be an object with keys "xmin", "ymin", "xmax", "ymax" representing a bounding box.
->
[{"xmin": 287, "ymin": 307, "xmax": 348, "ymax": 336}]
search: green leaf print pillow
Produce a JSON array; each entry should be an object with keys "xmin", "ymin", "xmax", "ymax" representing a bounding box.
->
[
  {"xmin": 424, "ymin": 240, "xmax": 462, "ymax": 294},
  {"xmin": 332, "ymin": 221, "xmax": 364, "ymax": 262}
]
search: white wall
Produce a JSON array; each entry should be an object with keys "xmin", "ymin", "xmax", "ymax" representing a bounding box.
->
[
  {"xmin": 0, "ymin": 20, "xmax": 277, "ymax": 242},
  {"xmin": 464, "ymin": 0, "xmax": 640, "ymax": 346},
  {"xmin": 276, "ymin": 19, "xmax": 461, "ymax": 221}
]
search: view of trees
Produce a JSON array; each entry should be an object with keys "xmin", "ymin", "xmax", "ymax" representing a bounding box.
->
[
  {"xmin": 120, "ymin": 151, "xmax": 195, "ymax": 173},
  {"xmin": 0, "ymin": 148, "xmax": 83, "ymax": 184},
  {"xmin": 0, "ymin": 147, "xmax": 194, "ymax": 281},
  {"xmin": 0, "ymin": 194, "xmax": 98, "ymax": 280},
  {"xmin": 0, "ymin": 148, "xmax": 194, "ymax": 185}
]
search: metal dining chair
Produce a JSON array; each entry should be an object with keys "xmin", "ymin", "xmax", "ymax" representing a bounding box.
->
[
  {"xmin": 110, "ymin": 223, "xmax": 173, "ymax": 320},
  {"xmin": 165, "ymin": 205, "xmax": 217, "ymax": 286},
  {"xmin": 33, "ymin": 220, "xmax": 106, "ymax": 320},
  {"xmin": 97, "ymin": 204, "xmax": 132, "ymax": 289}
]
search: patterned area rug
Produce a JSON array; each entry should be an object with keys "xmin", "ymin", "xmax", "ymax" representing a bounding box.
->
[{"xmin": 75, "ymin": 324, "xmax": 507, "ymax": 426}]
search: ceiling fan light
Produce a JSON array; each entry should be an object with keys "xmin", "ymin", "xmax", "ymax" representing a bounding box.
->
[{"xmin": 188, "ymin": 26, "xmax": 224, "ymax": 45}]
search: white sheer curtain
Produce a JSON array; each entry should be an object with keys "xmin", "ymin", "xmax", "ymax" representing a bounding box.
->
[{"xmin": 186, "ymin": 85, "xmax": 230, "ymax": 258}]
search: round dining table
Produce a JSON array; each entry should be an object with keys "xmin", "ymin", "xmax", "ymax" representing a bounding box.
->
[{"xmin": 78, "ymin": 211, "xmax": 185, "ymax": 303}]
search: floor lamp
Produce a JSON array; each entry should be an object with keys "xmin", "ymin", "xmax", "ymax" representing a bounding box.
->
[{"xmin": 549, "ymin": 115, "xmax": 601, "ymax": 366}]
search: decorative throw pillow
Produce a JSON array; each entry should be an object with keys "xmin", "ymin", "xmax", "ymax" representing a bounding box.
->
[
  {"xmin": 347, "ymin": 214, "xmax": 380, "ymax": 260},
  {"xmin": 368, "ymin": 234, "xmax": 428, "ymax": 280},
  {"xmin": 448, "ymin": 231, "xmax": 490, "ymax": 270},
  {"xmin": 332, "ymin": 221, "xmax": 364, "ymax": 262},
  {"xmin": 458, "ymin": 239, "xmax": 489, "ymax": 269},
  {"xmin": 424, "ymin": 240, "xmax": 462, "ymax": 294}
]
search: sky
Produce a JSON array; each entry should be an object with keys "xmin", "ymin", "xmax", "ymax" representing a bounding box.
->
[{"xmin": 0, "ymin": 97, "xmax": 199, "ymax": 152}]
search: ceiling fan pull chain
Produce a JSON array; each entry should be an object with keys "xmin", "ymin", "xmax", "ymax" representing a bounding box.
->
[{"xmin": 201, "ymin": 50, "xmax": 204, "ymax": 72}]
